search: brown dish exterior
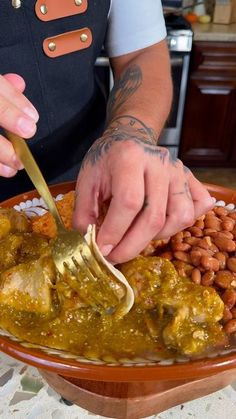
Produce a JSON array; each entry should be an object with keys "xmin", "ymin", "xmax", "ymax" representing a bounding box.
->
[{"xmin": 0, "ymin": 181, "xmax": 236, "ymax": 383}]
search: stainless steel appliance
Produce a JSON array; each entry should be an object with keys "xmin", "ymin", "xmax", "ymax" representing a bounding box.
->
[
  {"xmin": 95, "ymin": 15, "xmax": 193, "ymax": 159},
  {"xmin": 160, "ymin": 14, "xmax": 193, "ymax": 159}
]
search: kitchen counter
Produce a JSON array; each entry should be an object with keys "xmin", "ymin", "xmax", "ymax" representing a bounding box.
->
[
  {"xmin": 192, "ymin": 22, "xmax": 236, "ymax": 42},
  {"xmin": 1, "ymin": 352, "xmax": 236, "ymax": 419}
]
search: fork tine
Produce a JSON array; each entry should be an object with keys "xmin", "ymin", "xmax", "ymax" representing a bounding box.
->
[
  {"xmin": 84, "ymin": 255, "xmax": 117, "ymax": 290},
  {"xmin": 76, "ymin": 250, "xmax": 121, "ymax": 307},
  {"xmin": 80, "ymin": 245, "xmax": 113, "ymax": 283},
  {"xmin": 64, "ymin": 260, "xmax": 102, "ymax": 308},
  {"xmin": 80, "ymin": 245, "xmax": 105, "ymax": 277},
  {"xmin": 52, "ymin": 226, "xmax": 123, "ymax": 312},
  {"xmin": 72, "ymin": 254, "xmax": 108, "ymax": 307}
]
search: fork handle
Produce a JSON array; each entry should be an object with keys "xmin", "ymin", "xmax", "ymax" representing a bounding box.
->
[{"xmin": 6, "ymin": 131, "xmax": 64, "ymax": 229}]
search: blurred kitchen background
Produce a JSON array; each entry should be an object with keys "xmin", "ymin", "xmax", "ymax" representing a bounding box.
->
[
  {"xmin": 96, "ymin": 0, "xmax": 236, "ymax": 190},
  {"xmin": 161, "ymin": 0, "xmax": 236, "ymax": 189}
]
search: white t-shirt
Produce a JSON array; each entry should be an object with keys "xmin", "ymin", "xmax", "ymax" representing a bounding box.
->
[{"xmin": 105, "ymin": 0, "xmax": 167, "ymax": 57}]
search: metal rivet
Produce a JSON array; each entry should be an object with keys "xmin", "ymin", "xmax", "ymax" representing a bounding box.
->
[
  {"xmin": 80, "ymin": 33, "xmax": 88, "ymax": 42},
  {"xmin": 48, "ymin": 42, "xmax": 56, "ymax": 52},
  {"xmin": 40, "ymin": 4, "xmax": 48, "ymax": 15},
  {"xmin": 75, "ymin": 0, "xmax": 83, "ymax": 5},
  {"xmin": 12, "ymin": 0, "xmax": 21, "ymax": 8}
]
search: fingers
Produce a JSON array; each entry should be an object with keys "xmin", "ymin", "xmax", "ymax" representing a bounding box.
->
[
  {"xmin": 156, "ymin": 166, "xmax": 213, "ymax": 240},
  {"xmin": 96, "ymin": 167, "xmax": 145, "ymax": 257},
  {"xmin": 0, "ymin": 74, "xmax": 38, "ymax": 138},
  {"xmin": 3, "ymin": 73, "xmax": 26, "ymax": 92},
  {"xmin": 156, "ymin": 172, "xmax": 195, "ymax": 240},
  {"xmin": 187, "ymin": 171, "xmax": 214, "ymax": 218},
  {"xmin": 0, "ymin": 74, "xmax": 39, "ymax": 178},
  {"xmin": 0, "ymin": 163, "xmax": 17, "ymax": 177},
  {"xmin": 107, "ymin": 170, "xmax": 169, "ymax": 263},
  {"xmin": 0, "ymin": 135, "xmax": 23, "ymax": 172},
  {"xmin": 73, "ymin": 146, "xmax": 214, "ymax": 265}
]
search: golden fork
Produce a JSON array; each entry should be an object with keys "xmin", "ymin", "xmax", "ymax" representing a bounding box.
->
[{"xmin": 5, "ymin": 131, "xmax": 122, "ymax": 311}]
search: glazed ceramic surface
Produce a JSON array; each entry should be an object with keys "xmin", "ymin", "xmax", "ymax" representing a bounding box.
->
[{"xmin": 1, "ymin": 182, "xmax": 236, "ymax": 382}]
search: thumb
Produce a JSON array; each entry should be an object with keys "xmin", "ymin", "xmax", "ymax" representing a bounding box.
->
[{"xmin": 3, "ymin": 73, "xmax": 26, "ymax": 93}]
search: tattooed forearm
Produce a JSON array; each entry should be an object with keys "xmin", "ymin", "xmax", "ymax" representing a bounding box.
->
[
  {"xmin": 106, "ymin": 64, "xmax": 157, "ymax": 143},
  {"xmin": 81, "ymin": 116, "xmax": 168, "ymax": 168},
  {"xmin": 81, "ymin": 63, "xmax": 170, "ymax": 168},
  {"xmin": 106, "ymin": 64, "xmax": 142, "ymax": 124},
  {"xmin": 111, "ymin": 115, "xmax": 157, "ymax": 144}
]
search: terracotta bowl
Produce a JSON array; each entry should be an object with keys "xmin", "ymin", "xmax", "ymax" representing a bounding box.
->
[{"xmin": 1, "ymin": 181, "xmax": 236, "ymax": 383}]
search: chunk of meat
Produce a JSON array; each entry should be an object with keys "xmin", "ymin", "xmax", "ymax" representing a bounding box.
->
[
  {"xmin": 0, "ymin": 234, "xmax": 24, "ymax": 272},
  {"xmin": 0, "ymin": 208, "xmax": 30, "ymax": 239},
  {"xmin": 163, "ymin": 309, "xmax": 226, "ymax": 356},
  {"xmin": 0, "ymin": 233, "xmax": 51, "ymax": 272},
  {"xmin": 120, "ymin": 256, "xmax": 179, "ymax": 309},
  {"xmin": 120, "ymin": 256, "xmax": 225, "ymax": 356},
  {"xmin": 0, "ymin": 256, "xmax": 55, "ymax": 314}
]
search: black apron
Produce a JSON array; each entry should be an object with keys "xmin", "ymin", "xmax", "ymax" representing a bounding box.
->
[{"xmin": 0, "ymin": 0, "xmax": 111, "ymax": 200}]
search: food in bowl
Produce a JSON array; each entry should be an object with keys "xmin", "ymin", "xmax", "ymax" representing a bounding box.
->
[
  {"xmin": 145, "ymin": 206, "xmax": 236, "ymax": 337},
  {"xmin": 0, "ymin": 193, "xmax": 235, "ymax": 362}
]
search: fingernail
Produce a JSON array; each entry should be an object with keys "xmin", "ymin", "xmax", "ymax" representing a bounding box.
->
[
  {"xmin": 1, "ymin": 164, "xmax": 16, "ymax": 177},
  {"xmin": 100, "ymin": 244, "xmax": 113, "ymax": 257},
  {"xmin": 12, "ymin": 155, "xmax": 23, "ymax": 170},
  {"xmin": 17, "ymin": 117, "xmax": 36, "ymax": 136},
  {"xmin": 23, "ymin": 106, "xmax": 39, "ymax": 122}
]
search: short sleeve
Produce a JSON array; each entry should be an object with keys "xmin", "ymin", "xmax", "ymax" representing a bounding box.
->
[{"xmin": 105, "ymin": 0, "xmax": 167, "ymax": 58}]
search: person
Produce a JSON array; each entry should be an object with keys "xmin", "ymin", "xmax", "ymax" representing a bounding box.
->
[{"xmin": 0, "ymin": 0, "xmax": 213, "ymax": 263}]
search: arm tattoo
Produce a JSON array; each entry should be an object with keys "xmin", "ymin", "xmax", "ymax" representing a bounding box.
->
[
  {"xmin": 81, "ymin": 63, "xmax": 175, "ymax": 169},
  {"xmin": 112, "ymin": 115, "xmax": 157, "ymax": 144},
  {"xmin": 81, "ymin": 116, "xmax": 169, "ymax": 168},
  {"xmin": 172, "ymin": 182, "xmax": 192, "ymax": 200},
  {"xmin": 184, "ymin": 181, "xmax": 192, "ymax": 200},
  {"xmin": 106, "ymin": 64, "xmax": 142, "ymax": 124}
]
